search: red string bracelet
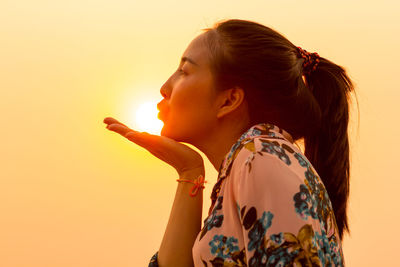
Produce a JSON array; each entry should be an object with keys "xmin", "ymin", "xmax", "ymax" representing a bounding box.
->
[{"xmin": 176, "ymin": 174, "xmax": 207, "ymax": 197}]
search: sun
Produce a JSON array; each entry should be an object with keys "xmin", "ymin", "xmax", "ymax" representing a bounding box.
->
[{"xmin": 135, "ymin": 101, "xmax": 163, "ymax": 135}]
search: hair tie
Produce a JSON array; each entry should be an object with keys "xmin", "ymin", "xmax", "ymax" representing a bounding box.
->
[
  {"xmin": 297, "ymin": 46, "xmax": 320, "ymax": 75},
  {"xmin": 176, "ymin": 174, "xmax": 207, "ymax": 197}
]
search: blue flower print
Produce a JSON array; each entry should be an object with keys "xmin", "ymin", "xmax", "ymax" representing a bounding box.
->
[
  {"xmin": 293, "ymin": 151, "xmax": 335, "ymax": 228},
  {"xmin": 270, "ymin": 232, "xmax": 284, "ymax": 246},
  {"xmin": 249, "ymin": 245, "xmax": 298, "ymax": 267},
  {"xmin": 226, "ymin": 141, "xmax": 241, "ymax": 161},
  {"xmin": 293, "ymin": 184, "xmax": 316, "ymax": 220},
  {"xmin": 249, "ymin": 247, "xmax": 268, "ymax": 267},
  {"xmin": 248, "ymin": 224, "xmax": 330, "ymax": 267},
  {"xmin": 260, "ymin": 140, "xmax": 291, "ymax": 165},
  {"xmin": 329, "ymin": 235, "xmax": 344, "ymax": 266},
  {"xmin": 314, "ymin": 229, "xmax": 344, "ymax": 267},
  {"xmin": 294, "ymin": 152, "xmax": 309, "ymax": 167},
  {"xmin": 204, "ymin": 201, "xmax": 224, "ymax": 231},
  {"xmin": 260, "ymin": 211, "xmax": 274, "ymax": 229},
  {"xmin": 205, "ymin": 213, "xmax": 224, "ymax": 230},
  {"xmin": 315, "ymin": 229, "xmax": 331, "ymax": 266},
  {"xmin": 209, "ymin": 234, "xmax": 239, "ymax": 259},
  {"xmin": 200, "ymin": 196, "xmax": 224, "ymax": 240},
  {"xmin": 148, "ymin": 251, "xmax": 159, "ymax": 267},
  {"xmin": 248, "ymin": 211, "xmax": 274, "ymax": 251},
  {"xmin": 248, "ymin": 221, "xmax": 265, "ymax": 252},
  {"xmin": 252, "ymin": 128, "xmax": 263, "ymax": 136},
  {"xmin": 294, "ymin": 152, "xmax": 319, "ymax": 193},
  {"xmin": 260, "ymin": 140, "xmax": 274, "ymax": 154},
  {"xmin": 305, "ymin": 167, "xmax": 318, "ymax": 192}
]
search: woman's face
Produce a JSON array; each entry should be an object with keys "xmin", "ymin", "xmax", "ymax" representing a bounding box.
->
[{"xmin": 157, "ymin": 33, "xmax": 217, "ymax": 142}]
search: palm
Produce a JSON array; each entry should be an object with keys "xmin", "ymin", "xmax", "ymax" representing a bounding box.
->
[{"xmin": 103, "ymin": 117, "xmax": 204, "ymax": 175}]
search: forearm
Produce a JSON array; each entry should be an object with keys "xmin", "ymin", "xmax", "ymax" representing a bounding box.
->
[{"xmin": 157, "ymin": 169, "xmax": 205, "ymax": 267}]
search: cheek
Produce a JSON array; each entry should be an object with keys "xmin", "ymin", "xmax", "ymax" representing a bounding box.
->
[
  {"xmin": 170, "ymin": 81, "xmax": 215, "ymax": 123},
  {"xmin": 172, "ymin": 80, "xmax": 209, "ymax": 109}
]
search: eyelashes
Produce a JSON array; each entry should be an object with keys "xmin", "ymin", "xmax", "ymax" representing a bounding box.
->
[{"xmin": 178, "ymin": 69, "xmax": 187, "ymax": 76}]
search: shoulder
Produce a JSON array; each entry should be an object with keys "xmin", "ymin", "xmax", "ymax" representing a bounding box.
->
[
  {"xmin": 229, "ymin": 136, "xmax": 306, "ymax": 189},
  {"xmin": 231, "ymin": 135, "xmax": 304, "ymax": 174}
]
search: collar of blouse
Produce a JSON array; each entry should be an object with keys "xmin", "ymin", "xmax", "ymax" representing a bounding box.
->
[{"xmin": 217, "ymin": 122, "xmax": 294, "ymax": 180}]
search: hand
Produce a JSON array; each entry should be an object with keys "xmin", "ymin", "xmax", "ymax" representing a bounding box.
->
[{"xmin": 103, "ymin": 117, "xmax": 205, "ymax": 177}]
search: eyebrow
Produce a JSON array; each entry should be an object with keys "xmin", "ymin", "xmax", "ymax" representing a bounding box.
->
[{"xmin": 180, "ymin": 56, "xmax": 199, "ymax": 66}]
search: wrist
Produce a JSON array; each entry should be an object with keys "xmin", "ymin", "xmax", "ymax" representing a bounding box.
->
[
  {"xmin": 179, "ymin": 168, "xmax": 205, "ymax": 181},
  {"xmin": 177, "ymin": 172, "xmax": 206, "ymax": 197}
]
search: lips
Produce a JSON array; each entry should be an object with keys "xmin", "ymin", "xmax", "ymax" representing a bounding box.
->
[{"xmin": 158, "ymin": 111, "xmax": 166, "ymax": 121}]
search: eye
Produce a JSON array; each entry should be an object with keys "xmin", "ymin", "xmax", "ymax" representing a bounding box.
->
[{"xmin": 177, "ymin": 68, "xmax": 187, "ymax": 76}]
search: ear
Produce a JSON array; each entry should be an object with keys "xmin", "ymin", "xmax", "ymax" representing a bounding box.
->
[{"xmin": 216, "ymin": 87, "xmax": 246, "ymax": 119}]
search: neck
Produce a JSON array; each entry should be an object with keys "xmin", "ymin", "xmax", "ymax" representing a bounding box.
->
[{"xmin": 192, "ymin": 119, "xmax": 250, "ymax": 173}]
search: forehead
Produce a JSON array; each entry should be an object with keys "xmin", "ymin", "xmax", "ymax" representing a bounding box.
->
[{"xmin": 181, "ymin": 34, "xmax": 210, "ymax": 67}]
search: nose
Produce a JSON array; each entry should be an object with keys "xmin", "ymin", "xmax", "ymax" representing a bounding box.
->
[
  {"xmin": 157, "ymin": 91, "xmax": 167, "ymax": 112},
  {"xmin": 160, "ymin": 80, "xmax": 169, "ymax": 98},
  {"xmin": 160, "ymin": 71, "xmax": 175, "ymax": 97},
  {"xmin": 158, "ymin": 79, "xmax": 171, "ymax": 111},
  {"xmin": 158, "ymin": 68, "xmax": 178, "ymax": 113}
]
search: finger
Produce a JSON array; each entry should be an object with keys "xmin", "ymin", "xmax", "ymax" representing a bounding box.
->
[
  {"xmin": 103, "ymin": 117, "xmax": 129, "ymax": 128},
  {"xmin": 107, "ymin": 123, "xmax": 136, "ymax": 136},
  {"xmin": 108, "ymin": 124, "xmax": 153, "ymax": 146},
  {"xmin": 125, "ymin": 131, "xmax": 157, "ymax": 146}
]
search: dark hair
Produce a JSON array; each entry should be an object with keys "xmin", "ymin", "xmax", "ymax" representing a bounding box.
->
[{"xmin": 201, "ymin": 19, "xmax": 359, "ymax": 239}]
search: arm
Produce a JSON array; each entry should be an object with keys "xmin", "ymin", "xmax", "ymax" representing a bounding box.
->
[
  {"xmin": 157, "ymin": 168, "xmax": 205, "ymax": 267},
  {"xmin": 103, "ymin": 117, "xmax": 205, "ymax": 267}
]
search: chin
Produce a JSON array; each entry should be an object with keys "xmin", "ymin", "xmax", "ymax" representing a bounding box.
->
[
  {"xmin": 160, "ymin": 125, "xmax": 168, "ymax": 137},
  {"xmin": 160, "ymin": 123, "xmax": 173, "ymax": 138},
  {"xmin": 160, "ymin": 122, "xmax": 187, "ymax": 142}
]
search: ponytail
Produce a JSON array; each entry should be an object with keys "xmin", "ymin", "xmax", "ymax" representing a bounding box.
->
[{"xmin": 303, "ymin": 57, "xmax": 357, "ymax": 239}]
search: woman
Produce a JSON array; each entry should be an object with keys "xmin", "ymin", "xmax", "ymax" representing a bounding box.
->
[{"xmin": 104, "ymin": 19, "xmax": 356, "ymax": 266}]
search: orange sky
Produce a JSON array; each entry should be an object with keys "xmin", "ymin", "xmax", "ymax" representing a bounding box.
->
[{"xmin": 1, "ymin": 1, "xmax": 399, "ymax": 266}]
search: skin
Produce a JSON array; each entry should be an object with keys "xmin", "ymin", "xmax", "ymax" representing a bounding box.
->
[{"xmin": 103, "ymin": 32, "xmax": 251, "ymax": 266}]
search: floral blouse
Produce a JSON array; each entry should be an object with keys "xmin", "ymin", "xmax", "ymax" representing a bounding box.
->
[{"xmin": 149, "ymin": 122, "xmax": 344, "ymax": 266}]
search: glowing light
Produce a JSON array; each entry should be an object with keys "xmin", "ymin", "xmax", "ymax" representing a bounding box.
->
[{"xmin": 135, "ymin": 101, "xmax": 163, "ymax": 135}]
